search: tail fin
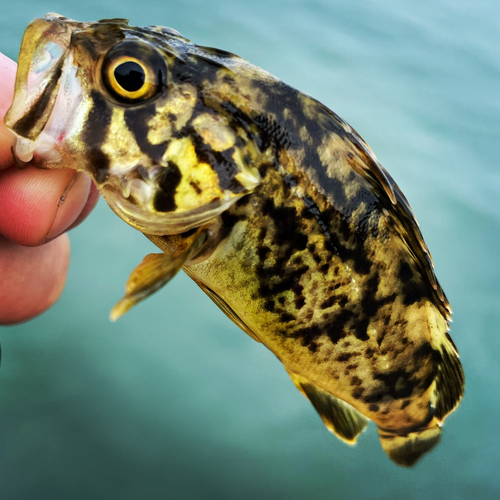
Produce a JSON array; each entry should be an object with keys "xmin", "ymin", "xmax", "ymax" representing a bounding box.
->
[
  {"xmin": 378, "ymin": 332, "xmax": 464, "ymax": 467},
  {"xmin": 378, "ymin": 424, "xmax": 442, "ymax": 467}
]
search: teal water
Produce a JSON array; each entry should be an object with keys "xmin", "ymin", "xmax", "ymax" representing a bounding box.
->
[{"xmin": 1, "ymin": 0, "xmax": 499, "ymax": 498}]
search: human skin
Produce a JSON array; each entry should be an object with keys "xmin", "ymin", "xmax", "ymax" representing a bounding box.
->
[{"xmin": 0, "ymin": 52, "xmax": 99, "ymax": 324}]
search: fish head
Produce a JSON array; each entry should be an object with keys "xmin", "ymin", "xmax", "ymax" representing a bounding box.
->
[{"xmin": 5, "ymin": 13, "xmax": 262, "ymax": 234}]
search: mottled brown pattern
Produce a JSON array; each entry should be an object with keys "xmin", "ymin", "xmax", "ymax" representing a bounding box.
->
[{"xmin": 6, "ymin": 14, "xmax": 464, "ymax": 466}]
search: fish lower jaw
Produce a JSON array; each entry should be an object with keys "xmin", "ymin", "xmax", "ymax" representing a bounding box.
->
[{"xmin": 101, "ymin": 187, "xmax": 244, "ymax": 235}]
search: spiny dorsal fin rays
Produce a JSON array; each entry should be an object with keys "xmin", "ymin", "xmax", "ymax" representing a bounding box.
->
[
  {"xmin": 349, "ymin": 129, "xmax": 451, "ymax": 319},
  {"xmin": 318, "ymin": 103, "xmax": 450, "ymax": 318},
  {"xmin": 110, "ymin": 231, "xmax": 206, "ymax": 321},
  {"xmin": 287, "ymin": 369, "xmax": 369, "ymax": 444}
]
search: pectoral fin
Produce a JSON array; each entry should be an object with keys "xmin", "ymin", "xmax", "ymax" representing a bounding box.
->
[
  {"xmin": 287, "ymin": 369, "xmax": 368, "ymax": 444},
  {"xmin": 110, "ymin": 252, "xmax": 189, "ymax": 321},
  {"xmin": 111, "ymin": 230, "xmax": 208, "ymax": 320}
]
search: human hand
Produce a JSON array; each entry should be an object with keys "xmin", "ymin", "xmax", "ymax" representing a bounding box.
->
[{"xmin": 0, "ymin": 52, "xmax": 99, "ymax": 324}]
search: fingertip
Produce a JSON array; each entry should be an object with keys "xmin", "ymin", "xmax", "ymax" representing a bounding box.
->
[
  {"xmin": 0, "ymin": 167, "xmax": 91, "ymax": 246},
  {"xmin": 46, "ymin": 171, "xmax": 92, "ymax": 239},
  {"xmin": 66, "ymin": 180, "xmax": 100, "ymax": 232}
]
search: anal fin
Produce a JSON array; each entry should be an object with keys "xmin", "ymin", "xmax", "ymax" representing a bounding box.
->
[{"xmin": 287, "ymin": 369, "xmax": 368, "ymax": 444}]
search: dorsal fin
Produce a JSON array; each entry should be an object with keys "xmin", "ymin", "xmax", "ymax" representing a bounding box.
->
[
  {"xmin": 351, "ymin": 132, "xmax": 450, "ymax": 320},
  {"xmin": 319, "ymin": 104, "xmax": 451, "ymax": 321},
  {"xmin": 286, "ymin": 369, "xmax": 368, "ymax": 444}
]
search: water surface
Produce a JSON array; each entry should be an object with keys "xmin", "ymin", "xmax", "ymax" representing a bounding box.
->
[{"xmin": 1, "ymin": 1, "xmax": 499, "ymax": 498}]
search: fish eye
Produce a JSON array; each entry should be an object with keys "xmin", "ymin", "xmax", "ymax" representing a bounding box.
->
[
  {"xmin": 102, "ymin": 41, "xmax": 167, "ymax": 104},
  {"xmin": 114, "ymin": 60, "xmax": 146, "ymax": 92},
  {"xmin": 107, "ymin": 56, "xmax": 153, "ymax": 100}
]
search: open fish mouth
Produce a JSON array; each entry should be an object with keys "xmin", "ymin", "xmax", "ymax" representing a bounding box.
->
[
  {"xmin": 8, "ymin": 129, "xmax": 245, "ymax": 235},
  {"xmin": 5, "ymin": 15, "xmax": 83, "ymax": 162},
  {"xmin": 7, "ymin": 53, "xmax": 83, "ymax": 166}
]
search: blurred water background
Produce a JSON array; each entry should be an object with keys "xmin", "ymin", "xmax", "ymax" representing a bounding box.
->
[{"xmin": 1, "ymin": 0, "xmax": 499, "ymax": 498}]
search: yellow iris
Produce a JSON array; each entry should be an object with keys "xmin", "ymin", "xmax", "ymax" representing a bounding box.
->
[{"xmin": 106, "ymin": 56, "xmax": 157, "ymax": 101}]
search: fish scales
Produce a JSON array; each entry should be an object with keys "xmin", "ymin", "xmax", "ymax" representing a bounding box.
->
[{"xmin": 5, "ymin": 14, "xmax": 464, "ymax": 467}]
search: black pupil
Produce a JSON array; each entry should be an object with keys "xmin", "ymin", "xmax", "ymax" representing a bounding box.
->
[{"xmin": 114, "ymin": 61, "xmax": 145, "ymax": 92}]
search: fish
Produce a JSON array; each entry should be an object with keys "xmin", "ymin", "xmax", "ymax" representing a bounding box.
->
[{"xmin": 5, "ymin": 13, "xmax": 464, "ymax": 467}]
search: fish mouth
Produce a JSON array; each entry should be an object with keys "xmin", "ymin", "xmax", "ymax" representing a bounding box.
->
[
  {"xmin": 7, "ymin": 51, "xmax": 83, "ymax": 171},
  {"xmin": 8, "ymin": 132, "xmax": 244, "ymax": 235},
  {"xmin": 5, "ymin": 15, "xmax": 83, "ymax": 165}
]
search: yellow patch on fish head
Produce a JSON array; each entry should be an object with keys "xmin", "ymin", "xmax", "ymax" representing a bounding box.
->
[
  {"xmin": 163, "ymin": 137, "xmax": 224, "ymax": 211},
  {"xmin": 102, "ymin": 107, "xmax": 146, "ymax": 174}
]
